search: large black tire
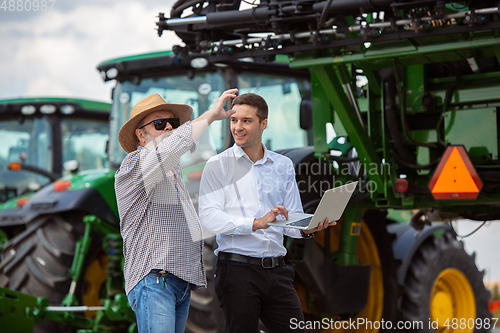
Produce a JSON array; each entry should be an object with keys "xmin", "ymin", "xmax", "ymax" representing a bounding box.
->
[
  {"xmin": 399, "ymin": 232, "xmax": 491, "ymax": 333},
  {"xmin": 186, "ymin": 236, "xmax": 225, "ymax": 333},
  {"xmin": 362, "ymin": 211, "xmax": 402, "ymax": 331},
  {"xmin": 334, "ymin": 211, "xmax": 401, "ymax": 332},
  {"xmin": 0, "ymin": 215, "xmax": 78, "ymax": 301},
  {"xmin": 0, "ymin": 213, "xmax": 103, "ymax": 333},
  {"xmin": 288, "ymin": 209, "xmax": 401, "ymax": 333}
]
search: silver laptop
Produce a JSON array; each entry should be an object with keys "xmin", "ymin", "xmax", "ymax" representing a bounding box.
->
[{"xmin": 267, "ymin": 181, "xmax": 358, "ymax": 230}]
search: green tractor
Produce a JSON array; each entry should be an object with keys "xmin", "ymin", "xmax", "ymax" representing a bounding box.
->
[
  {"xmin": 0, "ymin": 98, "xmax": 110, "ymax": 249},
  {"xmin": 155, "ymin": 0, "xmax": 499, "ymax": 331},
  {"xmin": 0, "ymin": 98, "xmax": 110, "ymax": 332},
  {"xmin": 1, "ymin": 0, "xmax": 500, "ymax": 332}
]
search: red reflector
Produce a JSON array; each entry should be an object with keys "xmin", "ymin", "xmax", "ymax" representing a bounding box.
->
[
  {"xmin": 7, "ymin": 162, "xmax": 22, "ymax": 171},
  {"xmin": 53, "ymin": 180, "xmax": 72, "ymax": 192},
  {"xmin": 187, "ymin": 170, "xmax": 203, "ymax": 182},
  {"xmin": 395, "ymin": 178, "xmax": 409, "ymax": 193},
  {"xmin": 16, "ymin": 197, "xmax": 30, "ymax": 208}
]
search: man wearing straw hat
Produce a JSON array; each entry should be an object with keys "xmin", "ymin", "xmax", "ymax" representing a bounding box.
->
[{"xmin": 115, "ymin": 89, "xmax": 237, "ymax": 333}]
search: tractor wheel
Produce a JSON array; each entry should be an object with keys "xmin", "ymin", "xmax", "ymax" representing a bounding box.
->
[
  {"xmin": 300, "ymin": 210, "xmax": 400, "ymax": 333},
  {"xmin": 0, "ymin": 213, "xmax": 107, "ymax": 332},
  {"xmin": 357, "ymin": 211, "xmax": 401, "ymax": 331},
  {"xmin": 400, "ymin": 231, "xmax": 491, "ymax": 333},
  {"xmin": 186, "ymin": 236, "xmax": 225, "ymax": 333}
]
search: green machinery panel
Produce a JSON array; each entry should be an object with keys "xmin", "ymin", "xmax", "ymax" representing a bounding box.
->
[{"xmin": 444, "ymin": 107, "xmax": 498, "ymax": 160}]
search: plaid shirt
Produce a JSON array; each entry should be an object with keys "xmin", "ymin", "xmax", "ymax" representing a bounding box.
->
[{"xmin": 115, "ymin": 122, "xmax": 206, "ymax": 295}]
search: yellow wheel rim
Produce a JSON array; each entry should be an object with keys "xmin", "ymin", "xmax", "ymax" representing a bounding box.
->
[
  {"xmin": 299, "ymin": 220, "xmax": 384, "ymax": 333},
  {"xmin": 430, "ymin": 268, "xmax": 476, "ymax": 333},
  {"xmin": 82, "ymin": 254, "xmax": 108, "ymax": 318}
]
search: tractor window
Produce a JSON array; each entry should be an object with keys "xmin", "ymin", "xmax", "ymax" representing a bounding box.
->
[
  {"xmin": 109, "ymin": 70, "xmax": 311, "ymax": 167},
  {"xmin": 238, "ymin": 72, "xmax": 310, "ymax": 151},
  {"xmin": 110, "ymin": 72, "xmax": 227, "ymax": 167},
  {"xmin": 0, "ymin": 117, "xmax": 52, "ymax": 200},
  {"xmin": 60, "ymin": 118, "xmax": 109, "ymax": 174}
]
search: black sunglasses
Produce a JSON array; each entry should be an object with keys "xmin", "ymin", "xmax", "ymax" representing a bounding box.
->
[{"xmin": 138, "ymin": 118, "xmax": 180, "ymax": 131}]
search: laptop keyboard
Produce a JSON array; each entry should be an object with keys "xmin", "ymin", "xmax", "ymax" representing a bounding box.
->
[{"xmin": 286, "ymin": 216, "xmax": 313, "ymax": 227}]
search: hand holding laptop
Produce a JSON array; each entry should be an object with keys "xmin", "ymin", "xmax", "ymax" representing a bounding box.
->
[
  {"xmin": 267, "ymin": 182, "xmax": 358, "ymax": 230},
  {"xmin": 253, "ymin": 205, "xmax": 336, "ymax": 233},
  {"xmin": 302, "ymin": 217, "xmax": 336, "ymax": 235}
]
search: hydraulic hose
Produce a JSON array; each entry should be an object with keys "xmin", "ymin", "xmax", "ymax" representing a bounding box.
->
[
  {"xmin": 171, "ymin": 0, "xmax": 203, "ymax": 18},
  {"xmin": 383, "ymin": 69, "xmax": 416, "ymax": 165},
  {"xmin": 442, "ymin": 62, "xmax": 462, "ymax": 112}
]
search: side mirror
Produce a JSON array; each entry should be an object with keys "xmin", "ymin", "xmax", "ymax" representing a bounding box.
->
[
  {"xmin": 299, "ymin": 98, "xmax": 313, "ymax": 130},
  {"xmin": 63, "ymin": 160, "xmax": 79, "ymax": 174}
]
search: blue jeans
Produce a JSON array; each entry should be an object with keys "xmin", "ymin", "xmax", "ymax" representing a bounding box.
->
[{"xmin": 127, "ymin": 270, "xmax": 191, "ymax": 333}]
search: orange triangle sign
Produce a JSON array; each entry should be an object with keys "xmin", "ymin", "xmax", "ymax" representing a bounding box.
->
[{"xmin": 428, "ymin": 146, "xmax": 482, "ymax": 200}]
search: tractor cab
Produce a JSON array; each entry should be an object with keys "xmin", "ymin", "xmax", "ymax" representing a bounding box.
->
[
  {"xmin": 98, "ymin": 52, "xmax": 312, "ymax": 169},
  {"xmin": 0, "ymin": 98, "xmax": 110, "ymax": 203}
]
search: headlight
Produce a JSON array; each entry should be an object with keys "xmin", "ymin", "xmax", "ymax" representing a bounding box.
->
[
  {"xmin": 61, "ymin": 104, "xmax": 76, "ymax": 115},
  {"xmin": 40, "ymin": 104, "xmax": 56, "ymax": 114},
  {"xmin": 21, "ymin": 105, "xmax": 36, "ymax": 115},
  {"xmin": 106, "ymin": 68, "xmax": 119, "ymax": 79}
]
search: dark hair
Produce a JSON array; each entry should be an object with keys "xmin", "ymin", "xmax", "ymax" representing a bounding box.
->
[{"xmin": 231, "ymin": 93, "xmax": 268, "ymax": 122}]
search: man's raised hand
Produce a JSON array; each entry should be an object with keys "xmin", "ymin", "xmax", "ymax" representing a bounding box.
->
[{"xmin": 209, "ymin": 88, "xmax": 238, "ymax": 121}]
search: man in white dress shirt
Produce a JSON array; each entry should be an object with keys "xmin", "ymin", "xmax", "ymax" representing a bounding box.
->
[{"xmin": 199, "ymin": 93, "xmax": 337, "ymax": 332}]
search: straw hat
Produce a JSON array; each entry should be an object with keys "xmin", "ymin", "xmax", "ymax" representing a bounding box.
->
[{"xmin": 118, "ymin": 94, "xmax": 193, "ymax": 153}]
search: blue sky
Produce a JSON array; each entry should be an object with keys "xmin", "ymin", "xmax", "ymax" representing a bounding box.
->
[
  {"xmin": 1, "ymin": 0, "xmax": 499, "ymax": 281},
  {"xmin": 0, "ymin": 0, "xmax": 182, "ymax": 102}
]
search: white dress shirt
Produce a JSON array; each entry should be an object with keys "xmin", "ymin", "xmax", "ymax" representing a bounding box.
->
[{"xmin": 199, "ymin": 144, "xmax": 303, "ymax": 258}]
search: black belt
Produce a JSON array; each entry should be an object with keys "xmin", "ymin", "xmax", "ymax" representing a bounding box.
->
[{"xmin": 218, "ymin": 252, "xmax": 285, "ymax": 269}]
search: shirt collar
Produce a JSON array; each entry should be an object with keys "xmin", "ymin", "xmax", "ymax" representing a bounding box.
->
[
  {"xmin": 232, "ymin": 144, "xmax": 274, "ymax": 164},
  {"xmin": 233, "ymin": 144, "xmax": 246, "ymax": 159}
]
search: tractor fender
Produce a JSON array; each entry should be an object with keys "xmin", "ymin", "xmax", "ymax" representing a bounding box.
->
[
  {"xmin": 387, "ymin": 222, "xmax": 456, "ymax": 285},
  {"xmin": 0, "ymin": 186, "xmax": 118, "ymax": 227}
]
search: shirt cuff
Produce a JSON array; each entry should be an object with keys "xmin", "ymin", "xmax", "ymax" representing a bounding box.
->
[
  {"xmin": 234, "ymin": 217, "xmax": 254, "ymax": 234},
  {"xmin": 284, "ymin": 227, "xmax": 303, "ymax": 238}
]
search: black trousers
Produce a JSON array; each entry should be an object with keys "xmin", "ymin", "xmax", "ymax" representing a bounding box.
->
[{"xmin": 214, "ymin": 259, "xmax": 306, "ymax": 333}]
